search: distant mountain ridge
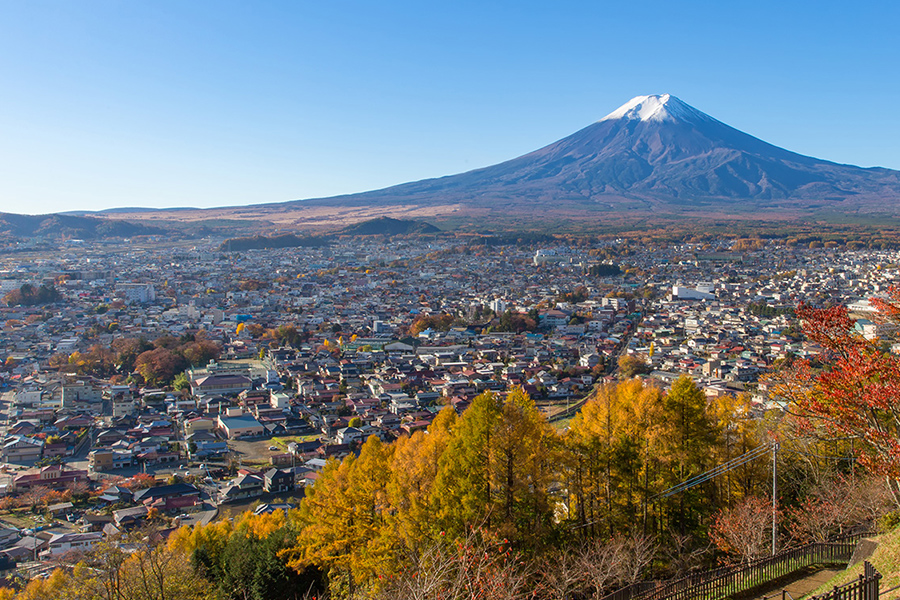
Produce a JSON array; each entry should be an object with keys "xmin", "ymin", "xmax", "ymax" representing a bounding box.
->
[
  {"xmin": 336, "ymin": 217, "xmax": 439, "ymax": 236},
  {"xmin": 217, "ymin": 218, "xmax": 439, "ymax": 252},
  {"xmin": 0, "ymin": 212, "xmax": 166, "ymax": 240}
]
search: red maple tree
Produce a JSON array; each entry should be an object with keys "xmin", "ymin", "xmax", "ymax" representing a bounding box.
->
[
  {"xmin": 710, "ymin": 496, "xmax": 775, "ymax": 564},
  {"xmin": 771, "ymin": 288, "xmax": 900, "ymax": 506}
]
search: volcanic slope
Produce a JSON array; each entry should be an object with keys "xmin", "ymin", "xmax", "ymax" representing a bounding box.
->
[{"xmin": 287, "ymin": 94, "xmax": 900, "ymax": 217}]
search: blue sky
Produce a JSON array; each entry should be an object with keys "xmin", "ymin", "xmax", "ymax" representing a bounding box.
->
[{"xmin": 1, "ymin": 1, "xmax": 898, "ymax": 214}]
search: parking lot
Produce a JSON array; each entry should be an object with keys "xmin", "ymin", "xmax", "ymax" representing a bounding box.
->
[{"xmin": 227, "ymin": 436, "xmax": 314, "ymax": 468}]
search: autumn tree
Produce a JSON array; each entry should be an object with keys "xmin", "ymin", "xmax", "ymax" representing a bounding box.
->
[
  {"xmin": 135, "ymin": 347, "xmax": 188, "ymax": 386},
  {"xmin": 535, "ymin": 548, "xmax": 584, "ymax": 600},
  {"xmin": 658, "ymin": 376, "xmax": 719, "ymax": 535},
  {"xmin": 710, "ymin": 496, "xmax": 773, "ymax": 564},
  {"xmin": 786, "ymin": 474, "xmax": 893, "ymax": 543},
  {"xmin": 408, "ymin": 313, "xmax": 456, "ymax": 336},
  {"xmin": 429, "ymin": 389, "xmax": 558, "ymax": 546},
  {"xmin": 491, "ymin": 387, "xmax": 557, "ymax": 544},
  {"xmin": 13, "ymin": 569, "xmax": 68, "ymax": 600},
  {"xmin": 285, "ymin": 435, "xmax": 394, "ymax": 596},
  {"xmin": 617, "ymin": 355, "xmax": 650, "ymax": 378},
  {"xmin": 8, "ymin": 529, "xmax": 217, "ymax": 600},
  {"xmin": 122, "ymin": 473, "xmax": 157, "ymax": 490},
  {"xmin": 493, "ymin": 310, "xmax": 538, "ymax": 333},
  {"xmin": 564, "ymin": 379, "xmax": 667, "ymax": 537},
  {"xmin": 111, "ymin": 337, "xmax": 153, "ymax": 374},
  {"xmin": 173, "ymin": 372, "xmax": 191, "ymax": 391},
  {"xmin": 21, "ymin": 485, "xmax": 50, "ymax": 511},
  {"xmin": 2, "ymin": 283, "xmax": 61, "ymax": 307},
  {"xmin": 565, "ymin": 382, "xmax": 626, "ymax": 538},
  {"xmin": 273, "ymin": 324, "xmax": 303, "ymax": 347},
  {"xmin": 708, "ymin": 393, "xmax": 767, "ymax": 508},
  {"xmin": 239, "ymin": 279, "xmax": 267, "ymax": 291},
  {"xmin": 432, "ymin": 391, "xmax": 502, "ymax": 536},
  {"xmin": 770, "ymin": 294, "xmax": 900, "ymax": 506},
  {"xmin": 215, "ymin": 511, "xmax": 321, "ymax": 600},
  {"xmin": 376, "ymin": 530, "xmax": 531, "ymax": 600},
  {"xmin": 170, "ymin": 518, "xmax": 234, "ymax": 583},
  {"xmin": 387, "ymin": 406, "xmax": 458, "ymax": 543},
  {"xmin": 181, "ymin": 339, "xmax": 221, "ymax": 367},
  {"xmin": 578, "ymin": 533, "xmax": 656, "ymax": 598}
]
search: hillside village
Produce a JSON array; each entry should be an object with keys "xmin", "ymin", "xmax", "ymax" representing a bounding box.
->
[{"xmin": 0, "ymin": 235, "xmax": 897, "ymax": 567}]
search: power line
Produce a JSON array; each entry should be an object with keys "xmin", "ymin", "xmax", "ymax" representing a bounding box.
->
[
  {"xmin": 651, "ymin": 437, "xmax": 860, "ymax": 503},
  {"xmin": 779, "ymin": 447, "xmax": 857, "ymax": 462},
  {"xmin": 650, "ymin": 443, "xmax": 773, "ymax": 501}
]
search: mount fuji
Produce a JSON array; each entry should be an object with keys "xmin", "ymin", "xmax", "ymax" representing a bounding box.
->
[
  {"xmin": 20, "ymin": 94, "xmax": 900, "ymax": 238},
  {"xmin": 283, "ymin": 93, "xmax": 900, "ymax": 218}
]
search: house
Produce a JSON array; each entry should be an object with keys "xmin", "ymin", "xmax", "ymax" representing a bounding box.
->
[
  {"xmin": 42, "ymin": 532, "xmax": 102, "ymax": 558},
  {"xmin": 111, "ymin": 394, "xmax": 136, "ymax": 418},
  {"xmin": 133, "ymin": 483, "xmax": 200, "ymax": 510},
  {"xmin": 335, "ymin": 426, "xmax": 364, "ymax": 444},
  {"xmin": 254, "ymin": 502, "xmax": 295, "ymax": 515},
  {"xmin": 1, "ymin": 435, "xmax": 43, "ymax": 463},
  {"xmin": 95, "ymin": 428, "xmax": 128, "ymax": 446},
  {"xmin": 47, "ymin": 501, "xmax": 74, "ymax": 516},
  {"xmin": 579, "ymin": 352, "xmax": 601, "ymax": 368},
  {"xmin": 81, "ymin": 514, "xmax": 115, "ymax": 532},
  {"xmin": 113, "ymin": 506, "xmax": 150, "ymax": 528},
  {"xmin": 217, "ymin": 408, "xmax": 265, "ymax": 439},
  {"xmin": 99, "ymin": 486, "xmax": 134, "ymax": 504},
  {"xmin": 540, "ymin": 310, "xmax": 569, "ymax": 328},
  {"xmin": 286, "ymin": 440, "xmax": 321, "ymax": 456},
  {"xmin": 219, "ymin": 473, "xmax": 264, "ymax": 503},
  {"xmin": 0, "ymin": 528, "xmax": 20, "ymax": 549},
  {"xmin": 12, "ymin": 465, "xmax": 88, "ymax": 491},
  {"xmin": 192, "ymin": 440, "xmax": 229, "ymax": 458},
  {"xmin": 184, "ymin": 416, "xmax": 217, "ymax": 437},
  {"xmin": 61, "ymin": 381, "xmax": 103, "ymax": 406},
  {"xmin": 88, "ymin": 449, "xmax": 134, "ymax": 472},
  {"xmin": 270, "ymin": 453, "xmax": 293, "ymax": 467},
  {"xmin": 7, "ymin": 422, "xmax": 37, "ymax": 437},
  {"xmin": 135, "ymin": 450, "xmax": 180, "ymax": 466},
  {"xmin": 190, "ymin": 373, "xmax": 252, "ymax": 397},
  {"xmin": 263, "ymin": 468, "xmax": 294, "ymax": 494},
  {"xmin": 3, "ymin": 536, "xmax": 45, "ymax": 562},
  {"xmin": 42, "ymin": 440, "xmax": 72, "ymax": 458}
]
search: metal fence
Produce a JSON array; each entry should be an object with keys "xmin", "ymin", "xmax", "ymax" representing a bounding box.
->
[
  {"xmin": 805, "ymin": 561, "xmax": 881, "ymax": 600},
  {"xmin": 602, "ymin": 532, "xmax": 869, "ymax": 600}
]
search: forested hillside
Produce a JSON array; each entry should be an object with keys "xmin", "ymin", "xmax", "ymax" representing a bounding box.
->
[{"xmin": 4, "ymin": 373, "xmax": 891, "ymax": 600}]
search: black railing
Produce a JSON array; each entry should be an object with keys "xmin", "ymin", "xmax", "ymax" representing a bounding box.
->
[
  {"xmin": 806, "ymin": 561, "xmax": 881, "ymax": 600},
  {"xmin": 602, "ymin": 531, "xmax": 870, "ymax": 600}
]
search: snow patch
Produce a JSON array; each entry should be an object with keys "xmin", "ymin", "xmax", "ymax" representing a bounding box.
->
[{"xmin": 600, "ymin": 94, "xmax": 712, "ymax": 124}]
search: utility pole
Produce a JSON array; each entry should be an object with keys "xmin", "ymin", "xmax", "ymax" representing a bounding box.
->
[{"xmin": 772, "ymin": 442, "xmax": 779, "ymax": 556}]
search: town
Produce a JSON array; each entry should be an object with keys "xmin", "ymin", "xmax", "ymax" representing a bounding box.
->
[{"xmin": 0, "ymin": 234, "xmax": 895, "ymax": 569}]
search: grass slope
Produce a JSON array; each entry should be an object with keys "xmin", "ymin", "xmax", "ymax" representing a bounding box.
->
[{"xmin": 810, "ymin": 526, "xmax": 900, "ymax": 596}]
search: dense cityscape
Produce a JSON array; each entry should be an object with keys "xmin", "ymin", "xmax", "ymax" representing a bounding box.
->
[{"xmin": 0, "ymin": 235, "xmax": 896, "ymax": 587}]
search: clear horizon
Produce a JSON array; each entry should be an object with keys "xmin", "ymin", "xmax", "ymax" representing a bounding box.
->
[{"xmin": 1, "ymin": 1, "xmax": 898, "ymax": 215}]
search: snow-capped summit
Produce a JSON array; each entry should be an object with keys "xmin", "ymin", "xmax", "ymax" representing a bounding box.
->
[{"xmin": 599, "ymin": 94, "xmax": 713, "ymax": 124}]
